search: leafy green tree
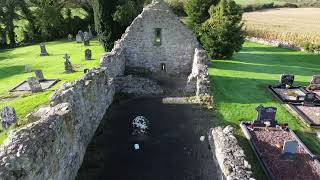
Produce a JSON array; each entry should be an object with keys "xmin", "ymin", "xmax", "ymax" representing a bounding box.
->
[
  {"xmin": 184, "ymin": 0, "xmax": 218, "ymax": 32},
  {"xmin": 199, "ymin": 0, "xmax": 245, "ymax": 59},
  {"xmin": 113, "ymin": 0, "xmax": 139, "ymax": 27}
]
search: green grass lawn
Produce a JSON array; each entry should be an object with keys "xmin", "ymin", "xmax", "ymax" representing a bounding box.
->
[
  {"xmin": 209, "ymin": 41, "xmax": 320, "ymax": 179},
  {"xmin": 0, "ymin": 39, "xmax": 104, "ymax": 143}
]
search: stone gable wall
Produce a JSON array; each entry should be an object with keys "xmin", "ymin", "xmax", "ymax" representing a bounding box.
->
[
  {"xmin": 0, "ymin": 68, "xmax": 115, "ymax": 180},
  {"xmin": 101, "ymin": 0, "xmax": 200, "ymax": 75}
]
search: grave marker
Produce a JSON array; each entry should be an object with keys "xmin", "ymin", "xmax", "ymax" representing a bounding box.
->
[
  {"xmin": 309, "ymin": 75, "xmax": 320, "ymax": 90},
  {"xmin": 255, "ymin": 105, "xmax": 277, "ymax": 124},
  {"xmin": 280, "ymin": 140, "xmax": 298, "ymax": 160},
  {"xmin": 67, "ymin": 34, "xmax": 73, "ymax": 41},
  {"xmin": 83, "ymin": 32, "xmax": 90, "ymax": 46},
  {"xmin": 76, "ymin": 34, "xmax": 83, "ymax": 43},
  {"xmin": 24, "ymin": 65, "xmax": 32, "ymax": 73},
  {"xmin": 40, "ymin": 43, "xmax": 49, "ymax": 56},
  {"xmin": 1, "ymin": 106, "xmax": 17, "ymax": 129},
  {"xmin": 27, "ymin": 77, "xmax": 43, "ymax": 93},
  {"xmin": 35, "ymin": 70, "xmax": 45, "ymax": 81},
  {"xmin": 63, "ymin": 54, "xmax": 74, "ymax": 73},
  {"xmin": 279, "ymin": 74, "xmax": 294, "ymax": 88},
  {"xmin": 88, "ymin": 25, "xmax": 93, "ymax": 39},
  {"xmin": 85, "ymin": 49, "xmax": 92, "ymax": 60}
]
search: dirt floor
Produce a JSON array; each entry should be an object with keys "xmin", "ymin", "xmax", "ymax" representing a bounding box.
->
[{"xmin": 76, "ymin": 96, "xmax": 221, "ymax": 180}]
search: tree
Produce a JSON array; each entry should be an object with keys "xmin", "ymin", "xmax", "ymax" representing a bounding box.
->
[
  {"xmin": 199, "ymin": 0, "xmax": 245, "ymax": 59},
  {"xmin": 91, "ymin": 0, "xmax": 116, "ymax": 50},
  {"xmin": 184, "ymin": 0, "xmax": 219, "ymax": 32}
]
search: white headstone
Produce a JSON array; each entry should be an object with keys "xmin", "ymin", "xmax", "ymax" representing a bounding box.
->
[{"xmin": 200, "ymin": 136, "xmax": 205, "ymax": 142}]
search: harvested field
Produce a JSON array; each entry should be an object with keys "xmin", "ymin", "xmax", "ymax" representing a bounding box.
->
[
  {"xmin": 243, "ymin": 8, "xmax": 320, "ymax": 46},
  {"xmin": 249, "ymin": 128, "xmax": 320, "ymax": 179}
]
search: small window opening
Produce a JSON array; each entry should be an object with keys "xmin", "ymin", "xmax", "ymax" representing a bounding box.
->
[
  {"xmin": 154, "ymin": 28, "xmax": 161, "ymax": 46},
  {"xmin": 161, "ymin": 63, "xmax": 166, "ymax": 71}
]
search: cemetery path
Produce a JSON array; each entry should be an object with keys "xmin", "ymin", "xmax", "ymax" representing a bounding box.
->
[{"xmin": 76, "ymin": 96, "xmax": 221, "ymax": 180}]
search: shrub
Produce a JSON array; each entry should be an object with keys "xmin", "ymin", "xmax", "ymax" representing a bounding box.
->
[
  {"xmin": 166, "ymin": 0, "xmax": 186, "ymax": 16},
  {"xmin": 304, "ymin": 43, "xmax": 320, "ymax": 54},
  {"xmin": 200, "ymin": 0, "xmax": 245, "ymax": 59}
]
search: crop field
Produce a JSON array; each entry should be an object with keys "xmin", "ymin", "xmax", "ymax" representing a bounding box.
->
[{"xmin": 243, "ymin": 8, "xmax": 320, "ymax": 47}]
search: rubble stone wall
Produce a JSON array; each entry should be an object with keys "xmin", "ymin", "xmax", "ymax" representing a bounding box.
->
[
  {"xmin": 210, "ymin": 126, "xmax": 255, "ymax": 180},
  {"xmin": 0, "ymin": 68, "xmax": 115, "ymax": 180}
]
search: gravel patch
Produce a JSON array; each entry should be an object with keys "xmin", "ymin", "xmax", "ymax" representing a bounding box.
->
[{"xmin": 249, "ymin": 129, "xmax": 320, "ymax": 180}]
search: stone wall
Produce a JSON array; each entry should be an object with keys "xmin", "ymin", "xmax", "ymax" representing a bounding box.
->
[
  {"xmin": 0, "ymin": 68, "xmax": 115, "ymax": 180},
  {"xmin": 210, "ymin": 126, "xmax": 254, "ymax": 180},
  {"xmin": 101, "ymin": 0, "xmax": 200, "ymax": 76},
  {"xmin": 246, "ymin": 37, "xmax": 303, "ymax": 51}
]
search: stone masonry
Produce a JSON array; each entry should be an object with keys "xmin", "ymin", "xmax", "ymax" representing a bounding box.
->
[
  {"xmin": 210, "ymin": 126, "xmax": 255, "ymax": 180},
  {"xmin": 0, "ymin": 1, "xmax": 212, "ymax": 179},
  {"xmin": 101, "ymin": 0, "xmax": 210, "ymax": 96}
]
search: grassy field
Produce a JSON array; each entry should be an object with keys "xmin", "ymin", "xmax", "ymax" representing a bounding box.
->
[
  {"xmin": 243, "ymin": 8, "xmax": 320, "ymax": 47},
  {"xmin": 0, "ymin": 39, "xmax": 104, "ymax": 143},
  {"xmin": 209, "ymin": 41, "xmax": 320, "ymax": 179}
]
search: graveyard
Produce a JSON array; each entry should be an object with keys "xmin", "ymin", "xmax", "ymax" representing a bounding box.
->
[
  {"xmin": 0, "ymin": 39, "xmax": 104, "ymax": 143},
  {"xmin": 209, "ymin": 41, "xmax": 320, "ymax": 178},
  {"xmin": 1, "ymin": 0, "xmax": 320, "ymax": 179}
]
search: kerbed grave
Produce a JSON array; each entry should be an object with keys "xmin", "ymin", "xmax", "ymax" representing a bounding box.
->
[
  {"xmin": 268, "ymin": 74, "xmax": 320, "ymax": 127},
  {"xmin": 241, "ymin": 105, "xmax": 320, "ymax": 180}
]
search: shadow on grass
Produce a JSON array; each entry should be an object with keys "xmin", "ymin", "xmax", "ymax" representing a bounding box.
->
[{"xmin": 0, "ymin": 65, "xmax": 25, "ymax": 81}]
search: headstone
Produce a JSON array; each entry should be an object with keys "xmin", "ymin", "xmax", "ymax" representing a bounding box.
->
[
  {"xmin": 279, "ymin": 74, "xmax": 294, "ymax": 88},
  {"xmin": 67, "ymin": 34, "xmax": 73, "ymax": 41},
  {"xmin": 200, "ymin": 136, "xmax": 205, "ymax": 142},
  {"xmin": 83, "ymin": 32, "xmax": 90, "ymax": 46},
  {"xmin": 88, "ymin": 25, "xmax": 93, "ymax": 39},
  {"xmin": 134, "ymin": 144, "xmax": 140, "ymax": 150},
  {"xmin": 40, "ymin": 43, "xmax": 49, "ymax": 56},
  {"xmin": 85, "ymin": 49, "xmax": 92, "ymax": 60},
  {"xmin": 24, "ymin": 65, "xmax": 32, "ymax": 73},
  {"xmin": 78, "ymin": 30, "xmax": 84, "ymax": 38},
  {"xmin": 311, "ymin": 75, "xmax": 320, "ymax": 85},
  {"xmin": 27, "ymin": 77, "xmax": 43, "ymax": 93},
  {"xmin": 303, "ymin": 92, "xmax": 319, "ymax": 106},
  {"xmin": 132, "ymin": 116, "xmax": 150, "ymax": 136},
  {"xmin": 280, "ymin": 140, "xmax": 298, "ymax": 160},
  {"xmin": 1, "ymin": 106, "xmax": 17, "ymax": 129},
  {"xmin": 76, "ymin": 34, "xmax": 83, "ymax": 43},
  {"xmin": 255, "ymin": 105, "xmax": 277, "ymax": 124},
  {"xmin": 35, "ymin": 70, "xmax": 45, "ymax": 81},
  {"xmin": 63, "ymin": 54, "xmax": 73, "ymax": 73},
  {"xmin": 309, "ymin": 75, "xmax": 320, "ymax": 90}
]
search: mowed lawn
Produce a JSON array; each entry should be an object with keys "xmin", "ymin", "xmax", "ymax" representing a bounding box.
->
[
  {"xmin": 0, "ymin": 40, "xmax": 104, "ymax": 143},
  {"xmin": 209, "ymin": 41, "xmax": 320, "ymax": 179}
]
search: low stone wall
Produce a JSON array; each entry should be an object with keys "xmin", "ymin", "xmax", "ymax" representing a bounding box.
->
[
  {"xmin": 210, "ymin": 126, "xmax": 254, "ymax": 180},
  {"xmin": 0, "ymin": 68, "xmax": 115, "ymax": 180},
  {"xmin": 246, "ymin": 37, "xmax": 303, "ymax": 51},
  {"xmin": 115, "ymin": 75, "xmax": 164, "ymax": 96}
]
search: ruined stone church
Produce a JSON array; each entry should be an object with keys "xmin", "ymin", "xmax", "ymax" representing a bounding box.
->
[{"xmin": 0, "ymin": 1, "xmax": 211, "ymax": 179}]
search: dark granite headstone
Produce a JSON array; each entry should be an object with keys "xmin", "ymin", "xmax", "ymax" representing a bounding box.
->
[
  {"xmin": 132, "ymin": 116, "xmax": 150, "ymax": 139},
  {"xmin": 35, "ymin": 70, "xmax": 45, "ymax": 81},
  {"xmin": 27, "ymin": 77, "xmax": 43, "ymax": 93},
  {"xmin": 1, "ymin": 106, "xmax": 17, "ymax": 129},
  {"xmin": 40, "ymin": 43, "xmax": 49, "ymax": 56},
  {"xmin": 279, "ymin": 74, "xmax": 294, "ymax": 88},
  {"xmin": 63, "ymin": 54, "xmax": 73, "ymax": 73},
  {"xmin": 85, "ymin": 49, "xmax": 92, "ymax": 60},
  {"xmin": 255, "ymin": 105, "xmax": 277, "ymax": 124},
  {"xmin": 303, "ymin": 92, "xmax": 320, "ymax": 106},
  {"xmin": 280, "ymin": 140, "xmax": 298, "ymax": 160}
]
